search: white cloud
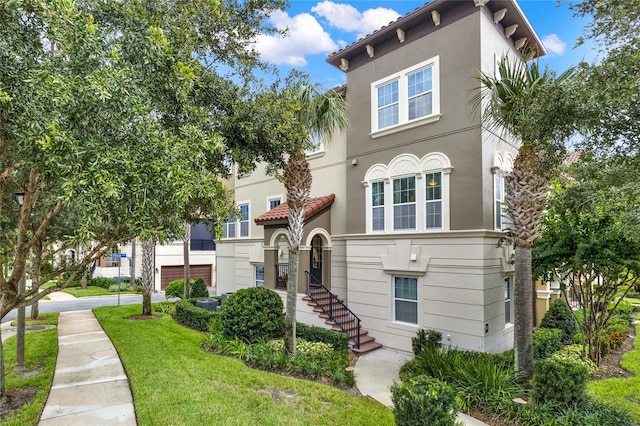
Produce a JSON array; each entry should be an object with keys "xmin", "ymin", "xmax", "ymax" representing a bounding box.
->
[
  {"xmin": 542, "ymin": 34, "xmax": 566, "ymax": 56},
  {"xmin": 254, "ymin": 10, "xmax": 338, "ymax": 66},
  {"xmin": 312, "ymin": 1, "xmax": 400, "ymax": 39}
]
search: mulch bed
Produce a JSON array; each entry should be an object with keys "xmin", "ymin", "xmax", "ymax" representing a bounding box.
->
[
  {"xmin": 126, "ymin": 315, "xmax": 162, "ymax": 320},
  {"xmin": 0, "ymin": 387, "xmax": 38, "ymax": 419}
]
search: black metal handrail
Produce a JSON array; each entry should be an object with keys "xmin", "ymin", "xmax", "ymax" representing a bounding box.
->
[{"xmin": 305, "ymin": 271, "xmax": 361, "ymax": 349}]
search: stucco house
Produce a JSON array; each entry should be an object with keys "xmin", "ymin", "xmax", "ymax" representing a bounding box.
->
[{"xmin": 216, "ymin": 0, "xmax": 545, "ymax": 354}]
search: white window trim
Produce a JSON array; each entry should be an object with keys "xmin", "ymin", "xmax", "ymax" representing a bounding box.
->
[
  {"xmin": 392, "ymin": 276, "xmax": 419, "ymax": 326},
  {"xmin": 223, "ymin": 216, "xmax": 236, "ymax": 239},
  {"xmin": 266, "ymin": 195, "xmax": 283, "ymax": 212},
  {"xmin": 363, "ymin": 153, "xmax": 452, "ymax": 234},
  {"xmin": 255, "ymin": 265, "xmax": 265, "ymax": 287},
  {"xmin": 424, "ymin": 171, "xmax": 443, "ymax": 231},
  {"xmin": 370, "ymin": 56, "xmax": 441, "ymax": 136},
  {"xmin": 504, "ymin": 276, "xmax": 512, "ymax": 326},
  {"xmin": 392, "ymin": 175, "xmax": 418, "ymax": 231},
  {"xmin": 371, "ymin": 180, "xmax": 386, "ymax": 232},
  {"xmin": 238, "ymin": 201, "xmax": 250, "ymax": 238},
  {"xmin": 492, "ymin": 151, "xmax": 514, "ymax": 231}
]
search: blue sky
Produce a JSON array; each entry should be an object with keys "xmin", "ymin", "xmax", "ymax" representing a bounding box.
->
[{"xmin": 254, "ymin": 0, "xmax": 597, "ymax": 88}]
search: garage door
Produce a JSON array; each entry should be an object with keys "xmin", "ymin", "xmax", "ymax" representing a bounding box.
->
[{"xmin": 160, "ymin": 264, "xmax": 212, "ymax": 290}]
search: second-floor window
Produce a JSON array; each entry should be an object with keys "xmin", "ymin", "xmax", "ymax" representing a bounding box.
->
[
  {"xmin": 223, "ymin": 215, "xmax": 235, "ymax": 239},
  {"xmin": 239, "ymin": 203, "xmax": 249, "ymax": 238},
  {"xmin": 371, "ymin": 181, "xmax": 385, "ymax": 231},
  {"xmin": 372, "ymin": 56, "xmax": 440, "ymax": 133},
  {"xmin": 393, "ymin": 176, "xmax": 416, "ymax": 231}
]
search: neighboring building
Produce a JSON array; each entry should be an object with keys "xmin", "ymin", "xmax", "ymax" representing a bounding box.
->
[
  {"xmin": 93, "ymin": 221, "xmax": 217, "ymax": 292},
  {"xmin": 217, "ymin": 0, "xmax": 544, "ymax": 353}
]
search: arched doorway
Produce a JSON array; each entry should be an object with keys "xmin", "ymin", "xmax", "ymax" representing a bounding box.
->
[{"xmin": 309, "ymin": 234, "xmax": 323, "ymax": 286}]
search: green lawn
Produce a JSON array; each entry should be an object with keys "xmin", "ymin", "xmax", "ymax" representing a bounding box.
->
[
  {"xmin": 1, "ymin": 313, "xmax": 59, "ymax": 426},
  {"xmin": 588, "ymin": 315, "xmax": 640, "ymax": 421},
  {"xmin": 10, "ymin": 312, "xmax": 58, "ymax": 327},
  {"xmin": 62, "ymin": 286, "xmax": 113, "ymax": 297},
  {"xmin": 94, "ymin": 305, "xmax": 393, "ymax": 426}
]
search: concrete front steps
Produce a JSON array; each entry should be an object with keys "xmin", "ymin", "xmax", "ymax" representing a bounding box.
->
[{"xmin": 302, "ymin": 292, "xmax": 382, "ymax": 355}]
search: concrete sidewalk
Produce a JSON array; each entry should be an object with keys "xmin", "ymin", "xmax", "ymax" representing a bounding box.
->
[
  {"xmin": 39, "ymin": 310, "xmax": 136, "ymax": 425},
  {"xmin": 354, "ymin": 347, "xmax": 489, "ymax": 426},
  {"xmin": 44, "ymin": 291, "xmax": 77, "ymax": 302}
]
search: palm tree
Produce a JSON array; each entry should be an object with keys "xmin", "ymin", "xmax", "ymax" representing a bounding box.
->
[
  {"xmin": 474, "ymin": 56, "xmax": 575, "ymax": 379},
  {"xmin": 283, "ymin": 82, "xmax": 349, "ymax": 355}
]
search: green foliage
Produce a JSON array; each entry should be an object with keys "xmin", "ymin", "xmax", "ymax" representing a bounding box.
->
[
  {"xmin": 601, "ymin": 317, "xmax": 631, "ymax": 357},
  {"xmin": 609, "ymin": 300, "xmax": 636, "ymax": 322},
  {"xmin": 404, "ymin": 347, "xmax": 519, "ymax": 412},
  {"xmin": 219, "ymin": 288, "xmax": 284, "ymax": 342},
  {"xmin": 165, "ymin": 279, "xmax": 193, "ymax": 300},
  {"xmin": 412, "ymin": 329, "xmax": 442, "ymax": 356},
  {"xmin": 189, "ymin": 277, "xmax": 209, "ymax": 299},
  {"xmin": 152, "ymin": 302, "xmax": 176, "ymax": 316},
  {"xmin": 540, "ymin": 299, "xmax": 579, "ymax": 344},
  {"xmin": 533, "ymin": 328, "xmax": 563, "ymax": 360},
  {"xmin": 174, "ymin": 299, "xmax": 218, "ymax": 332},
  {"xmin": 296, "ymin": 323, "xmax": 349, "ymax": 351},
  {"xmin": 532, "ymin": 357, "xmax": 590, "ymax": 407},
  {"xmin": 552, "ymin": 345, "xmax": 598, "ymax": 376},
  {"xmin": 91, "ymin": 277, "xmax": 117, "ymax": 289},
  {"xmin": 390, "ymin": 375, "xmax": 461, "ymax": 426}
]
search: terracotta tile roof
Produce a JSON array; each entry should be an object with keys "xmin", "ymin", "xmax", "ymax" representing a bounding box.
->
[
  {"xmin": 564, "ymin": 150, "xmax": 582, "ymax": 165},
  {"xmin": 254, "ymin": 194, "xmax": 335, "ymax": 225}
]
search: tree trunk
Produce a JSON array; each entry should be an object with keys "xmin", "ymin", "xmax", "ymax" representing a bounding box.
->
[
  {"xmin": 0, "ymin": 327, "xmax": 4, "ymax": 399},
  {"xmin": 130, "ymin": 238, "xmax": 136, "ymax": 288},
  {"xmin": 285, "ymin": 246, "xmax": 298, "ymax": 355},
  {"xmin": 31, "ymin": 240, "xmax": 43, "ymax": 319},
  {"xmin": 141, "ymin": 238, "xmax": 155, "ymax": 316},
  {"xmin": 514, "ymin": 246, "xmax": 534, "ymax": 379},
  {"xmin": 183, "ymin": 223, "xmax": 190, "ymax": 298}
]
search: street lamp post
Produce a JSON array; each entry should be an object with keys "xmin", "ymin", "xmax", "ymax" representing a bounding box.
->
[{"xmin": 14, "ymin": 190, "xmax": 26, "ymax": 372}]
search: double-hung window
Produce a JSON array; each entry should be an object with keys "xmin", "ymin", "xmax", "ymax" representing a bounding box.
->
[
  {"xmin": 239, "ymin": 203, "xmax": 249, "ymax": 238},
  {"xmin": 504, "ymin": 277, "xmax": 512, "ymax": 325},
  {"xmin": 494, "ymin": 171, "xmax": 511, "ymax": 230},
  {"xmin": 393, "ymin": 176, "xmax": 416, "ymax": 230},
  {"xmin": 223, "ymin": 215, "xmax": 236, "ymax": 239},
  {"xmin": 255, "ymin": 265, "xmax": 265, "ymax": 287},
  {"xmin": 371, "ymin": 181, "xmax": 385, "ymax": 231},
  {"xmin": 425, "ymin": 171, "xmax": 442, "ymax": 229},
  {"xmin": 372, "ymin": 56, "xmax": 440, "ymax": 133},
  {"xmin": 268, "ymin": 198, "xmax": 281, "ymax": 210},
  {"xmin": 394, "ymin": 276, "xmax": 418, "ymax": 325}
]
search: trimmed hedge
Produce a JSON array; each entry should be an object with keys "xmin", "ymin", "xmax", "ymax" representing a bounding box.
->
[
  {"xmin": 189, "ymin": 278, "xmax": 209, "ymax": 298},
  {"xmin": 532, "ymin": 356, "xmax": 590, "ymax": 406},
  {"xmin": 539, "ymin": 299, "xmax": 579, "ymax": 344},
  {"xmin": 412, "ymin": 329, "xmax": 442, "ymax": 356},
  {"xmin": 92, "ymin": 277, "xmax": 117, "ymax": 289},
  {"xmin": 175, "ymin": 298, "xmax": 218, "ymax": 332},
  {"xmin": 219, "ymin": 287, "xmax": 285, "ymax": 342},
  {"xmin": 533, "ymin": 328, "xmax": 563, "ymax": 360},
  {"xmin": 165, "ymin": 279, "xmax": 194, "ymax": 299},
  {"xmin": 296, "ymin": 323, "xmax": 349, "ymax": 351}
]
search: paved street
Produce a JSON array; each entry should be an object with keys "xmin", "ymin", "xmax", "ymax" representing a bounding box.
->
[{"xmin": 2, "ymin": 293, "xmax": 169, "ymax": 323}]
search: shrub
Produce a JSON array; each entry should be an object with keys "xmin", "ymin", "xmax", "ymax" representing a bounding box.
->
[
  {"xmin": 608, "ymin": 300, "xmax": 635, "ymax": 322},
  {"xmin": 540, "ymin": 299, "xmax": 579, "ymax": 344},
  {"xmin": 532, "ymin": 356, "xmax": 590, "ymax": 407},
  {"xmin": 412, "ymin": 329, "xmax": 442, "ymax": 356},
  {"xmin": 175, "ymin": 299, "xmax": 218, "ymax": 331},
  {"xmin": 552, "ymin": 345, "xmax": 598, "ymax": 376},
  {"xmin": 165, "ymin": 279, "xmax": 194, "ymax": 299},
  {"xmin": 219, "ymin": 287, "xmax": 284, "ymax": 342},
  {"xmin": 296, "ymin": 323, "xmax": 349, "ymax": 351},
  {"xmin": 533, "ymin": 328, "xmax": 563, "ymax": 360},
  {"xmin": 600, "ymin": 317, "xmax": 630, "ymax": 357},
  {"xmin": 92, "ymin": 277, "xmax": 117, "ymax": 289},
  {"xmin": 391, "ymin": 375, "xmax": 461, "ymax": 426},
  {"xmin": 189, "ymin": 277, "xmax": 209, "ymax": 298},
  {"xmin": 152, "ymin": 301, "xmax": 176, "ymax": 316}
]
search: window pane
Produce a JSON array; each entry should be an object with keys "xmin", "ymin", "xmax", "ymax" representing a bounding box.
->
[
  {"xmin": 378, "ymin": 104, "xmax": 399, "ymax": 129},
  {"xmin": 395, "ymin": 300, "xmax": 418, "ymax": 324},
  {"xmin": 377, "ymin": 81, "xmax": 399, "ymax": 129},
  {"xmin": 394, "ymin": 277, "xmax": 418, "ymax": 300},
  {"xmin": 393, "ymin": 177, "xmax": 415, "ymax": 204},
  {"xmin": 269, "ymin": 199, "xmax": 281, "ymax": 209},
  {"xmin": 372, "ymin": 206, "xmax": 385, "ymax": 231},
  {"xmin": 495, "ymin": 200, "xmax": 502, "ymax": 229},
  {"xmin": 255, "ymin": 265, "xmax": 265, "ymax": 287},
  {"xmin": 378, "ymin": 80, "xmax": 398, "ymax": 107},
  {"xmin": 408, "ymin": 92, "xmax": 432, "ymax": 120},
  {"xmin": 240, "ymin": 205, "xmax": 249, "ymax": 220},
  {"xmin": 425, "ymin": 172, "xmax": 441, "ymax": 201},
  {"xmin": 226, "ymin": 223, "xmax": 235, "ymax": 238},
  {"xmin": 394, "ymin": 204, "xmax": 416, "ymax": 230},
  {"xmin": 504, "ymin": 277, "xmax": 511, "ymax": 324},
  {"xmin": 394, "ymin": 276, "xmax": 418, "ymax": 324},
  {"xmin": 408, "ymin": 67, "xmax": 433, "ymax": 120},
  {"xmin": 425, "ymin": 200, "xmax": 442, "ymax": 229},
  {"xmin": 372, "ymin": 181, "xmax": 384, "ymax": 206}
]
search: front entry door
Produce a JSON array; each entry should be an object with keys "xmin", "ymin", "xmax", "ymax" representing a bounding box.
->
[{"xmin": 309, "ymin": 235, "xmax": 322, "ymax": 285}]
